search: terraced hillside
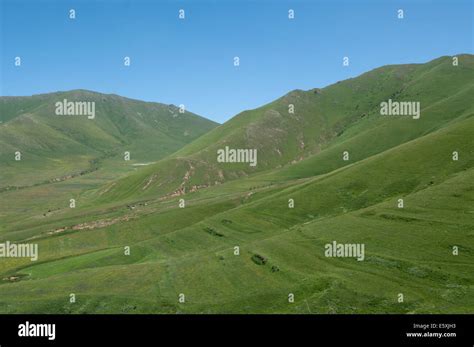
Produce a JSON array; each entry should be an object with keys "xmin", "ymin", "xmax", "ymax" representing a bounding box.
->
[{"xmin": 0, "ymin": 55, "xmax": 472, "ymax": 313}]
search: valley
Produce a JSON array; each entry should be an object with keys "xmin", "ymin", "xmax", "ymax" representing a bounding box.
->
[{"xmin": 0, "ymin": 55, "xmax": 473, "ymax": 314}]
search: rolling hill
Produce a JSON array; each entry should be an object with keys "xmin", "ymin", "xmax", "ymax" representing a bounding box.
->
[
  {"xmin": 0, "ymin": 90, "xmax": 218, "ymax": 188},
  {"xmin": 98, "ymin": 54, "xmax": 474, "ymax": 202},
  {"xmin": 0, "ymin": 54, "xmax": 472, "ymax": 314}
]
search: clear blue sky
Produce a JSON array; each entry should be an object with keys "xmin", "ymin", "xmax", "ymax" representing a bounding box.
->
[{"xmin": 1, "ymin": 0, "xmax": 472, "ymax": 123}]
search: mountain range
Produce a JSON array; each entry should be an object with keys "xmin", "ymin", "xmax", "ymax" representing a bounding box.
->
[{"xmin": 0, "ymin": 54, "xmax": 472, "ymax": 313}]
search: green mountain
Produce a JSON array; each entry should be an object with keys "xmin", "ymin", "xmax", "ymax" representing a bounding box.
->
[
  {"xmin": 100, "ymin": 54, "xmax": 474, "ymax": 201},
  {"xmin": 0, "ymin": 90, "xmax": 218, "ymax": 188},
  {"xmin": 0, "ymin": 55, "xmax": 472, "ymax": 314}
]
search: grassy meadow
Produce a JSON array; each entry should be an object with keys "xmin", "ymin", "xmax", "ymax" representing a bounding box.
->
[{"xmin": 0, "ymin": 55, "xmax": 473, "ymax": 313}]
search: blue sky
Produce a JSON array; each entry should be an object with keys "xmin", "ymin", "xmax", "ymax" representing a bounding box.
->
[{"xmin": 1, "ymin": 0, "xmax": 472, "ymax": 123}]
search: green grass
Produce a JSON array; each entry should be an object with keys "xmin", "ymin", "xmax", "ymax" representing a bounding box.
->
[
  {"xmin": 0, "ymin": 55, "xmax": 472, "ymax": 313},
  {"xmin": 0, "ymin": 90, "xmax": 218, "ymax": 188},
  {"xmin": 101, "ymin": 54, "xmax": 474, "ymax": 201}
]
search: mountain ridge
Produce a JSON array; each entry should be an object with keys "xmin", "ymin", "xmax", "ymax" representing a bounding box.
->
[
  {"xmin": 0, "ymin": 90, "xmax": 219, "ymax": 188},
  {"xmin": 97, "ymin": 54, "xmax": 474, "ymax": 201}
]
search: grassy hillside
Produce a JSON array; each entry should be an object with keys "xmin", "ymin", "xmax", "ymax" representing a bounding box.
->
[
  {"xmin": 100, "ymin": 54, "xmax": 474, "ymax": 201},
  {"xmin": 0, "ymin": 114, "xmax": 472, "ymax": 313},
  {"xmin": 0, "ymin": 55, "xmax": 472, "ymax": 314},
  {"xmin": 0, "ymin": 90, "xmax": 218, "ymax": 188}
]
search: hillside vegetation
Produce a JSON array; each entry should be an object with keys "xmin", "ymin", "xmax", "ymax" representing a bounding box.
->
[
  {"xmin": 0, "ymin": 90, "xmax": 218, "ymax": 188},
  {"xmin": 99, "ymin": 54, "xmax": 474, "ymax": 201},
  {"xmin": 0, "ymin": 55, "xmax": 472, "ymax": 313}
]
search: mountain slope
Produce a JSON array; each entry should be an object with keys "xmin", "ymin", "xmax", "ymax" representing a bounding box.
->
[
  {"xmin": 0, "ymin": 90, "xmax": 218, "ymax": 187},
  {"xmin": 99, "ymin": 54, "xmax": 474, "ymax": 201},
  {"xmin": 0, "ymin": 55, "xmax": 472, "ymax": 314},
  {"xmin": 0, "ymin": 107, "xmax": 472, "ymax": 313}
]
